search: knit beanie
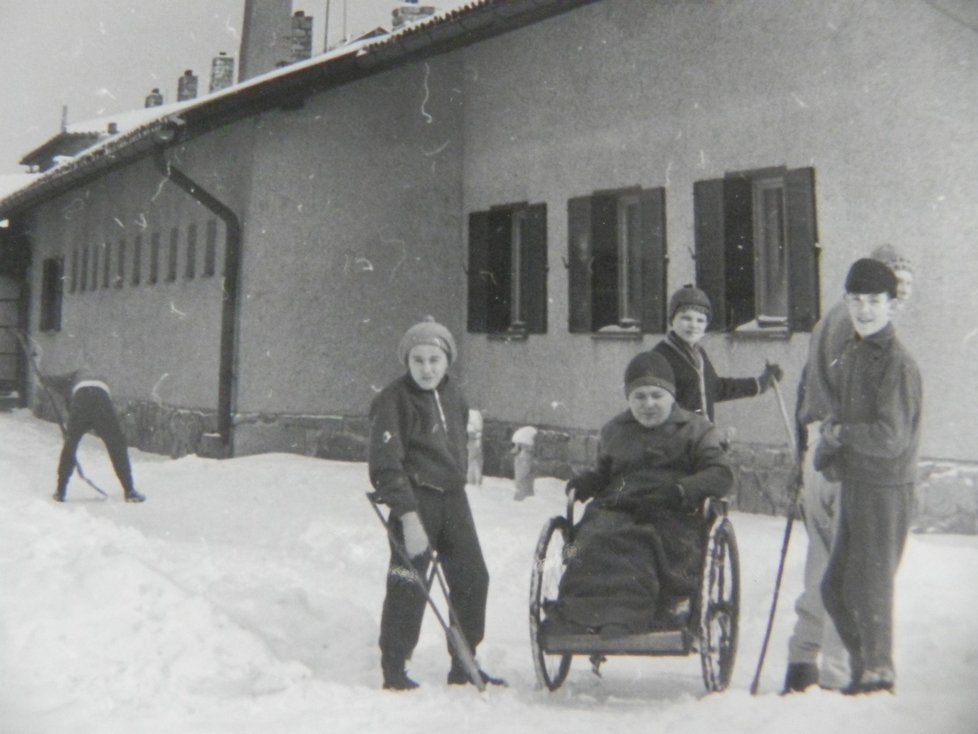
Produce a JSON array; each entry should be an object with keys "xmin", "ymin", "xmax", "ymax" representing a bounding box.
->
[
  {"xmin": 397, "ymin": 316, "xmax": 458, "ymax": 365},
  {"xmin": 845, "ymin": 258, "xmax": 898, "ymax": 299},
  {"xmin": 668, "ymin": 284, "xmax": 712, "ymax": 323},
  {"xmin": 623, "ymin": 351, "xmax": 676, "ymax": 398},
  {"xmin": 870, "ymin": 244, "xmax": 913, "ymax": 274}
]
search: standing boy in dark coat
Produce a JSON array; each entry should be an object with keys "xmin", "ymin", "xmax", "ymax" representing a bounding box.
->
[
  {"xmin": 818, "ymin": 259, "xmax": 922, "ymax": 695},
  {"xmin": 368, "ymin": 317, "xmax": 503, "ymax": 691},
  {"xmin": 42, "ymin": 368, "xmax": 145, "ymax": 503}
]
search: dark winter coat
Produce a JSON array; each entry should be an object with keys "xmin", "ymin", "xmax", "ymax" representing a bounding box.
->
[
  {"xmin": 42, "ymin": 368, "xmax": 111, "ymax": 404},
  {"xmin": 368, "ymin": 373, "xmax": 469, "ymax": 519},
  {"xmin": 556, "ymin": 404, "xmax": 733, "ymax": 633},
  {"xmin": 831, "ymin": 323, "xmax": 922, "ymax": 486},
  {"xmin": 651, "ymin": 332, "xmax": 759, "ymax": 422}
]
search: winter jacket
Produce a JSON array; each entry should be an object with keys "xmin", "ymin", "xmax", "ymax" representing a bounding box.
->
[
  {"xmin": 651, "ymin": 333, "xmax": 759, "ymax": 422},
  {"xmin": 832, "ymin": 323, "xmax": 922, "ymax": 486},
  {"xmin": 572, "ymin": 403, "xmax": 733, "ymax": 513},
  {"xmin": 368, "ymin": 373, "xmax": 469, "ymax": 518},
  {"xmin": 796, "ymin": 300, "xmax": 851, "ymax": 426},
  {"xmin": 42, "ymin": 369, "xmax": 111, "ymax": 404}
]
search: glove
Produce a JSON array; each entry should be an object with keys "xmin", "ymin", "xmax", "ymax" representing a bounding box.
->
[
  {"xmin": 399, "ymin": 512, "xmax": 429, "ymax": 558},
  {"xmin": 757, "ymin": 362, "xmax": 784, "ymax": 393},
  {"xmin": 565, "ymin": 475, "xmax": 597, "ymax": 502}
]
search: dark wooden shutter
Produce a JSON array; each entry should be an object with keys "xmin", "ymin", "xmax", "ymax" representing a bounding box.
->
[
  {"xmin": 486, "ymin": 208, "xmax": 513, "ymax": 332},
  {"xmin": 723, "ymin": 174, "xmax": 754, "ymax": 330},
  {"xmin": 639, "ymin": 187, "xmax": 667, "ymax": 333},
  {"xmin": 522, "ymin": 204, "xmax": 548, "ymax": 334},
  {"xmin": 693, "ymin": 178, "xmax": 727, "ymax": 331},
  {"xmin": 567, "ymin": 196, "xmax": 593, "ymax": 333},
  {"xmin": 590, "ymin": 193, "xmax": 618, "ymax": 330},
  {"xmin": 467, "ymin": 210, "xmax": 490, "ymax": 333},
  {"xmin": 786, "ymin": 167, "xmax": 819, "ymax": 331}
]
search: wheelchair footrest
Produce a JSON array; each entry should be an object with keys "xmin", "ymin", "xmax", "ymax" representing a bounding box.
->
[{"xmin": 543, "ymin": 629, "xmax": 690, "ymax": 656}]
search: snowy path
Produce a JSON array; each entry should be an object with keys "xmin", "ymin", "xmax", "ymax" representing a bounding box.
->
[{"xmin": 0, "ymin": 409, "xmax": 975, "ymax": 734}]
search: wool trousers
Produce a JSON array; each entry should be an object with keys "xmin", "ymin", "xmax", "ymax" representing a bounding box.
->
[
  {"xmin": 56, "ymin": 387, "xmax": 135, "ymax": 496},
  {"xmin": 821, "ymin": 479, "xmax": 912, "ymax": 681},
  {"xmin": 786, "ymin": 423, "xmax": 850, "ymax": 688},
  {"xmin": 379, "ymin": 486, "xmax": 489, "ymax": 668}
]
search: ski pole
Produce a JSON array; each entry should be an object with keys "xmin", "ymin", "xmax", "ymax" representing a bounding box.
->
[
  {"xmin": 365, "ymin": 493, "xmax": 486, "ymax": 692},
  {"xmin": 749, "ymin": 376, "xmax": 803, "ymax": 695},
  {"xmin": 6, "ymin": 328, "xmax": 108, "ymax": 498}
]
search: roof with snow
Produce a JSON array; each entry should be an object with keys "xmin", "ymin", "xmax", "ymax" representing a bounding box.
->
[{"xmin": 0, "ymin": 0, "xmax": 596, "ymax": 219}]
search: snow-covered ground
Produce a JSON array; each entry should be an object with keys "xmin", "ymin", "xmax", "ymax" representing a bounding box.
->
[{"xmin": 1, "ymin": 408, "xmax": 975, "ymax": 734}]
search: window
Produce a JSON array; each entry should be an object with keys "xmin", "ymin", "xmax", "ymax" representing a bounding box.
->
[
  {"xmin": 132, "ymin": 234, "xmax": 142, "ymax": 286},
  {"xmin": 80, "ymin": 246, "xmax": 89, "ymax": 292},
  {"xmin": 567, "ymin": 186, "xmax": 667, "ymax": 334},
  {"xmin": 203, "ymin": 219, "xmax": 217, "ymax": 277},
  {"xmin": 115, "ymin": 237, "xmax": 125, "ymax": 288},
  {"xmin": 467, "ymin": 203, "xmax": 547, "ymax": 335},
  {"xmin": 167, "ymin": 228, "xmax": 179, "ymax": 282},
  {"xmin": 69, "ymin": 248, "xmax": 78, "ymax": 293},
  {"xmin": 185, "ymin": 223, "xmax": 197, "ymax": 279},
  {"xmin": 101, "ymin": 241, "xmax": 110, "ymax": 289},
  {"xmin": 149, "ymin": 233, "xmax": 160, "ymax": 284},
  {"xmin": 693, "ymin": 166, "xmax": 818, "ymax": 332},
  {"xmin": 39, "ymin": 257, "xmax": 63, "ymax": 332}
]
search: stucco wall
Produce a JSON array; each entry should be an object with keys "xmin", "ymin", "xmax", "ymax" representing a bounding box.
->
[
  {"xmin": 456, "ymin": 0, "xmax": 978, "ymax": 461},
  {"xmin": 231, "ymin": 57, "xmax": 465, "ymax": 427}
]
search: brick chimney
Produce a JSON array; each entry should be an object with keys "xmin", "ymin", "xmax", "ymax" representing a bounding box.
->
[
  {"xmin": 291, "ymin": 11, "xmax": 313, "ymax": 62},
  {"xmin": 177, "ymin": 70, "xmax": 198, "ymax": 101},
  {"xmin": 392, "ymin": 1, "xmax": 437, "ymax": 29},
  {"xmin": 144, "ymin": 88, "xmax": 164, "ymax": 108},
  {"xmin": 209, "ymin": 52, "xmax": 236, "ymax": 93},
  {"xmin": 239, "ymin": 0, "xmax": 293, "ymax": 81}
]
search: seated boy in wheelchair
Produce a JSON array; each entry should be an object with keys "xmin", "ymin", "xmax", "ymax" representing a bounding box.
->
[{"xmin": 547, "ymin": 352, "xmax": 734, "ymax": 638}]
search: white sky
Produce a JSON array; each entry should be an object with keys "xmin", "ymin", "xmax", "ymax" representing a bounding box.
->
[{"xmin": 0, "ymin": 1, "xmax": 465, "ymax": 175}]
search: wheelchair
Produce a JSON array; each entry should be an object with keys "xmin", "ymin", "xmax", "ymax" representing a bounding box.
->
[{"xmin": 529, "ymin": 489, "xmax": 740, "ymax": 692}]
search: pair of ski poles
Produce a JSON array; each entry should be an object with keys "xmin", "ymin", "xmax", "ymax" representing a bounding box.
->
[
  {"xmin": 365, "ymin": 492, "xmax": 486, "ymax": 692},
  {"xmin": 3, "ymin": 326, "xmax": 108, "ymax": 498}
]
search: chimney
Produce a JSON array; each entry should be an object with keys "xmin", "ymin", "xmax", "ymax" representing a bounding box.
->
[
  {"xmin": 392, "ymin": 2, "xmax": 437, "ymax": 29},
  {"xmin": 291, "ymin": 11, "xmax": 313, "ymax": 62},
  {"xmin": 177, "ymin": 70, "xmax": 198, "ymax": 101},
  {"xmin": 107, "ymin": 122, "xmax": 119, "ymax": 134},
  {"xmin": 209, "ymin": 52, "xmax": 236, "ymax": 93},
  {"xmin": 144, "ymin": 88, "xmax": 164, "ymax": 108},
  {"xmin": 239, "ymin": 0, "xmax": 292, "ymax": 81}
]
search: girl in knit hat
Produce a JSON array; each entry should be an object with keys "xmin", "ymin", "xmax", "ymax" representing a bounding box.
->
[
  {"xmin": 546, "ymin": 351, "xmax": 734, "ymax": 637},
  {"xmin": 368, "ymin": 316, "xmax": 503, "ymax": 691},
  {"xmin": 650, "ymin": 285, "xmax": 783, "ymax": 422}
]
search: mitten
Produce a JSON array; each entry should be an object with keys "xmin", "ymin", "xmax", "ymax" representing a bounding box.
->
[
  {"xmin": 400, "ymin": 512, "xmax": 429, "ymax": 558},
  {"xmin": 566, "ymin": 475, "xmax": 598, "ymax": 502},
  {"xmin": 757, "ymin": 362, "xmax": 784, "ymax": 393}
]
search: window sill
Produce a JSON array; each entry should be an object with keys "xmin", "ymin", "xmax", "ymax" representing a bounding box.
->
[
  {"xmin": 590, "ymin": 325, "xmax": 644, "ymax": 342},
  {"xmin": 487, "ymin": 329, "xmax": 529, "ymax": 342},
  {"xmin": 730, "ymin": 319, "xmax": 791, "ymax": 340}
]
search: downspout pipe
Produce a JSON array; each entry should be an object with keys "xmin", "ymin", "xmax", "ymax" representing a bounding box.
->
[{"xmin": 153, "ymin": 148, "xmax": 242, "ymax": 453}]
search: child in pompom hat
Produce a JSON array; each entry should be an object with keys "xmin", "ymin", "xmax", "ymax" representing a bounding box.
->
[
  {"xmin": 650, "ymin": 285, "xmax": 783, "ymax": 422},
  {"xmin": 367, "ymin": 316, "xmax": 503, "ymax": 691}
]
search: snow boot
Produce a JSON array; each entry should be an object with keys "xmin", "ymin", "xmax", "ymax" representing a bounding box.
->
[
  {"xmin": 125, "ymin": 489, "xmax": 146, "ymax": 503},
  {"xmin": 782, "ymin": 662, "xmax": 819, "ymax": 694},
  {"xmin": 842, "ymin": 668, "xmax": 895, "ymax": 696},
  {"xmin": 52, "ymin": 490, "xmax": 66, "ymax": 503},
  {"xmin": 382, "ymin": 657, "xmax": 419, "ymax": 691},
  {"xmin": 447, "ymin": 658, "xmax": 507, "ymax": 687}
]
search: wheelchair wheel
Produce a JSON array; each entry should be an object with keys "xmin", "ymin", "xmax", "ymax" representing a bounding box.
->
[
  {"xmin": 529, "ymin": 515, "xmax": 573, "ymax": 690},
  {"xmin": 698, "ymin": 515, "xmax": 740, "ymax": 692}
]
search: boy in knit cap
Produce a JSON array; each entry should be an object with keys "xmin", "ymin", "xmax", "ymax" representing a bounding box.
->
[
  {"xmin": 651, "ymin": 285, "xmax": 782, "ymax": 423},
  {"xmin": 368, "ymin": 316, "xmax": 503, "ymax": 691},
  {"xmin": 817, "ymin": 259, "xmax": 922, "ymax": 695},
  {"xmin": 784, "ymin": 245, "xmax": 916, "ymax": 693},
  {"xmin": 547, "ymin": 352, "xmax": 733, "ymax": 637}
]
